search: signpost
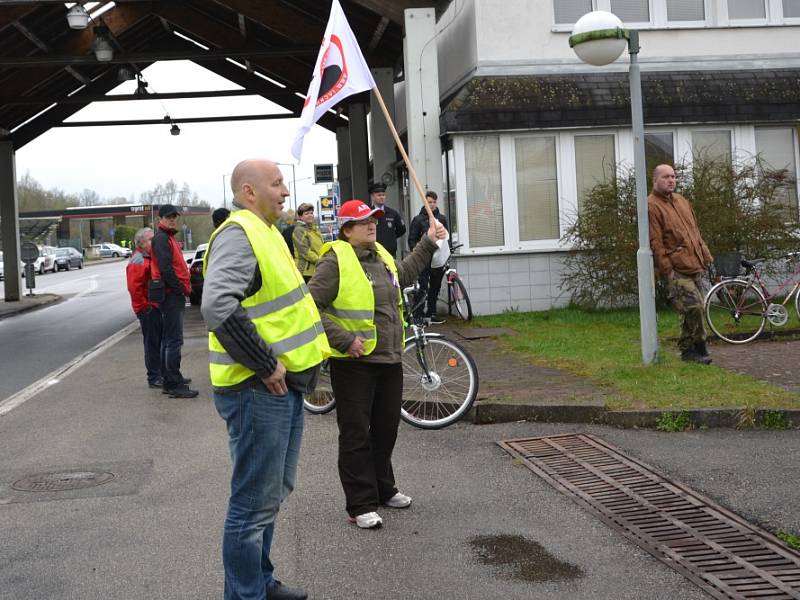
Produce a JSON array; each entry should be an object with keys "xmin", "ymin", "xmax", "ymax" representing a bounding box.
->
[
  {"xmin": 314, "ymin": 164, "xmax": 334, "ymax": 184},
  {"xmin": 20, "ymin": 241, "xmax": 38, "ymax": 295}
]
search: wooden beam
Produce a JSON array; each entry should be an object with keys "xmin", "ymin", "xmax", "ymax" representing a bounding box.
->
[
  {"xmin": 349, "ymin": 0, "xmax": 439, "ymax": 25},
  {"xmin": 0, "ymin": 46, "xmax": 318, "ymax": 67},
  {"xmin": 0, "ymin": 6, "xmax": 35, "ymax": 33},
  {"xmin": 55, "ymin": 113, "xmax": 297, "ymax": 127},
  {"xmin": 0, "ymin": 89, "xmax": 300, "ymax": 105},
  {"xmin": 208, "ymin": 0, "xmax": 324, "ymax": 45}
]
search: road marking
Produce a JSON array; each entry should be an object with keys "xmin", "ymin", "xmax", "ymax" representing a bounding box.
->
[{"xmin": 0, "ymin": 320, "xmax": 139, "ymax": 417}]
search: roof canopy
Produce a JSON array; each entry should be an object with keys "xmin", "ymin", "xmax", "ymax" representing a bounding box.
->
[{"xmin": 0, "ymin": 0, "xmax": 450, "ymax": 149}]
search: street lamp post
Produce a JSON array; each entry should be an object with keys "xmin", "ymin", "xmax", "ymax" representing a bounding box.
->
[
  {"xmin": 222, "ymin": 173, "xmax": 230, "ymax": 209},
  {"xmin": 276, "ymin": 162, "xmax": 297, "ymax": 212},
  {"xmin": 569, "ymin": 11, "xmax": 659, "ymax": 365}
]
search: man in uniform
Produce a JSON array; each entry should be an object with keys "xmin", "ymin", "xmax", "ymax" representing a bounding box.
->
[
  {"xmin": 201, "ymin": 159, "xmax": 330, "ymax": 600},
  {"xmin": 368, "ymin": 182, "xmax": 406, "ymax": 258},
  {"xmin": 648, "ymin": 164, "xmax": 713, "ymax": 364}
]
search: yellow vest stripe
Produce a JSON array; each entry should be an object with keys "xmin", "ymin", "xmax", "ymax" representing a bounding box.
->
[
  {"xmin": 326, "ymin": 308, "xmax": 374, "ymax": 319},
  {"xmin": 245, "ymin": 284, "xmax": 310, "ymax": 319}
]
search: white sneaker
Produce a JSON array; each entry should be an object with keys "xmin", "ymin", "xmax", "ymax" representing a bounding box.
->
[
  {"xmin": 348, "ymin": 511, "xmax": 383, "ymax": 529},
  {"xmin": 383, "ymin": 492, "xmax": 412, "ymax": 509}
]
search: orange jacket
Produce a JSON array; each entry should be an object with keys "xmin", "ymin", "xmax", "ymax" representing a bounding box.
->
[{"xmin": 647, "ymin": 191, "xmax": 712, "ymax": 278}]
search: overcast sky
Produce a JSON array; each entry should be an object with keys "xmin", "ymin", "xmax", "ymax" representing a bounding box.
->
[{"xmin": 15, "ymin": 61, "xmax": 338, "ymax": 212}]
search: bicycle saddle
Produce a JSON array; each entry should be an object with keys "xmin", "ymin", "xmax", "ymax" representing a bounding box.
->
[{"xmin": 741, "ymin": 258, "xmax": 765, "ymax": 270}]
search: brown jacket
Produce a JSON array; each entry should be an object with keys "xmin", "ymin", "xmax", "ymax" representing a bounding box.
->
[
  {"xmin": 647, "ymin": 190, "xmax": 712, "ymax": 278},
  {"xmin": 308, "ymin": 236, "xmax": 437, "ymax": 363}
]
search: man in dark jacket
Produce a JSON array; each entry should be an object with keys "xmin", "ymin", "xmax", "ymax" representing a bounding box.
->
[
  {"xmin": 408, "ymin": 191, "xmax": 449, "ymax": 324},
  {"xmin": 126, "ymin": 227, "xmax": 162, "ymax": 388},
  {"xmin": 648, "ymin": 164, "xmax": 713, "ymax": 364},
  {"xmin": 152, "ymin": 204, "xmax": 198, "ymax": 397},
  {"xmin": 368, "ymin": 182, "xmax": 406, "ymax": 258}
]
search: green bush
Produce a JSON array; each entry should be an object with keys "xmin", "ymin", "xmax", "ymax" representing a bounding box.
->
[{"xmin": 561, "ymin": 157, "xmax": 798, "ymax": 309}]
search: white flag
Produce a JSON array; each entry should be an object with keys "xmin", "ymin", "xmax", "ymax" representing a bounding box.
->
[{"xmin": 291, "ymin": 0, "xmax": 375, "ymax": 162}]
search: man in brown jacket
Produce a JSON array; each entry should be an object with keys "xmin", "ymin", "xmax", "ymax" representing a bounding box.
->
[{"xmin": 648, "ymin": 164, "xmax": 713, "ymax": 364}]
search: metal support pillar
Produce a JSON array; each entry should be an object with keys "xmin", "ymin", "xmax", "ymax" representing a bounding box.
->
[
  {"xmin": 348, "ymin": 102, "xmax": 369, "ymax": 201},
  {"xmin": 403, "ymin": 7, "xmax": 443, "ymax": 213},
  {"xmin": 0, "ymin": 141, "xmax": 21, "ymax": 301},
  {"xmin": 336, "ymin": 126, "xmax": 352, "ymax": 201},
  {"xmin": 370, "ymin": 67, "xmax": 402, "ymax": 214}
]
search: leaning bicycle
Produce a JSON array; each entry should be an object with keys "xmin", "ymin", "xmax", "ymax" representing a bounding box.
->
[
  {"xmin": 303, "ymin": 284, "xmax": 479, "ymax": 429},
  {"xmin": 704, "ymin": 251, "xmax": 800, "ymax": 344},
  {"xmin": 440, "ymin": 243, "xmax": 472, "ymax": 322}
]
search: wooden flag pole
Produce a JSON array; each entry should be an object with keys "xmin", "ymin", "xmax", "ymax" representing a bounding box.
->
[{"xmin": 370, "ymin": 84, "xmax": 436, "ymax": 223}]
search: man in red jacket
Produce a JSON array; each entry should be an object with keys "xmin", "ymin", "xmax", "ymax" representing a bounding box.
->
[
  {"xmin": 126, "ymin": 227, "xmax": 162, "ymax": 388},
  {"xmin": 152, "ymin": 204, "xmax": 198, "ymax": 398}
]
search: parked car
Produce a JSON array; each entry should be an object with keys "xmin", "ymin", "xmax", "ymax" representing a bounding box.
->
[
  {"xmin": 91, "ymin": 242, "xmax": 131, "ymax": 258},
  {"xmin": 186, "ymin": 243, "xmax": 208, "ymax": 306},
  {"xmin": 53, "ymin": 247, "xmax": 83, "ymax": 271},
  {"xmin": 35, "ymin": 246, "xmax": 58, "ymax": 274}
]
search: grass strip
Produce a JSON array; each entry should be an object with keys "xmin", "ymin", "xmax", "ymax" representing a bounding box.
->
[{"xmin": 476, "ymin": 307, "xmax": 800, "ymax": 411}]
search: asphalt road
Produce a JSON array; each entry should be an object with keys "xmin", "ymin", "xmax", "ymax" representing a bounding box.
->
[
  {"xmin": 0, "ymin": 260, "xmax": 134, "ymax": 401},
  {"xmin": 0, "ymin": 307, "xmax": 798, "ymax": 599}
]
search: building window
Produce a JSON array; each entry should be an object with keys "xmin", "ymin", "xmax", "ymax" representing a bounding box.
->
[
  {"xmin": 667, "ymin": 0, "xmax": 705, "ymax": 20},
  {"xmin": 692, "ymin": 130, "xmax": 732, "ymax": 165},
  {"xmin": 515, "ymin": 136, "xmax": 560, "ymax": 241},
  {"xmin": 575, "ymin": 134, "xmax": 616, "ymax": 213},
  {"xmin": 444, "ymin": 147, "xmax": 458, "ymax": 239},
  {"xmin": 465, "ymin": 136, "xmax": 504, "ymax": 247},
  {"xmin": 554, "ymin": 0, "xmax": 592, "ymax": 23},
  {"xmin": 728, "ymin": 0, "xmax": 766, "ymax": 19},
  {"xmin": 645, "ymin": 132, "xmax": 674, "ymax": 175},
  {"xmin": 755, "ymin": 127, "xmax": 798, "ymax": 215},
  {"xmin": 611, "ymin": 0, "xmax": 651, "ymax": 22},
  {"xmin": 785, "ymin": 0, "xmax": 800, "ymax": 17}
]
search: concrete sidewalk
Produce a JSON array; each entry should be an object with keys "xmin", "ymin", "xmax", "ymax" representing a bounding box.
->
[{"xmin": 1, "ymin": 306, "xmax": 798, "ymax": 599}]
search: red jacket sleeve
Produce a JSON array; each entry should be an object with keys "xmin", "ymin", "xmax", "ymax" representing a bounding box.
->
[{"xmin": 126, "ymin": 255, "xmax": 152, "ymax": 314}]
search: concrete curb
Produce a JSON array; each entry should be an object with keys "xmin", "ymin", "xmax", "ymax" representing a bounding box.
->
[
  {"xmin": 469, "ymin": 401, "xmax": 800, "ymax": 430},
  {"xmin": 0, "ymin": 293, "xmax": 62, "ymax": 320}
]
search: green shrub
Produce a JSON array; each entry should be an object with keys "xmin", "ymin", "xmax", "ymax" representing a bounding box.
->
[
  {"xmin": 561, "ymin": 157, "xmax": 798, "ymax": 309},
  {"xmin": 656, "ymin": 411, "xmax": 693, "ymax": 432}
]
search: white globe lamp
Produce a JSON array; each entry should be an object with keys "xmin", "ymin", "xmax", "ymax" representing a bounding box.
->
[{"xmin": 569, "ymin": 11, "xmax": 626, "ymax": 66}]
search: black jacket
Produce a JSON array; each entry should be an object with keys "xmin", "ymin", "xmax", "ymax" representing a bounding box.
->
[
  {"xmin": 372, "ymin": 204, "xmax": 406, "ymax": 257},
  {"xmin": 408, "ymin": 207, "xmax": 448, "ymax": 251}
]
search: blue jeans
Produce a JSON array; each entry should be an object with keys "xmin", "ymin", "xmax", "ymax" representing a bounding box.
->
[
  {"xmin": 213, "ymin": 386, "xmax": 305, "ymax": 600},
  {"xmin": 137, "ymin": 308, "xmax": 162, "ymax": 384},
  {"xmin": 159, "ymin": 292, "xmax": 185, "ymax": 389}
]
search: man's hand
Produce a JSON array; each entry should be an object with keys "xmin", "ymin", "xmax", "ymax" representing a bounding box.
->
[
  {"xmin": 347, "ymin": 336, "xmax": 366, "ymax": 358},
  {"xmin": 426, "ymin": 218, "xmax": 447, "ymax": 242},
  {"xmin": 261, "ymin": 360, "xmax": 288, "ymax": 395}
]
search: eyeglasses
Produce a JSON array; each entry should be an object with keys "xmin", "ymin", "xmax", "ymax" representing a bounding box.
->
[{"xmin": 352, "ymin": 218, "xmax": 378, "ymax": 226}]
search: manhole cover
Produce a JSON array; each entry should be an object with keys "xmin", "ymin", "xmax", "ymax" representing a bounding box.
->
[
  {"xmin": 499, "ymin": 434, "xmax": 800, "ymax": 599},
  {"xmin": 12, "ymin": 470, "xmax": 116, "ymax": 492}
]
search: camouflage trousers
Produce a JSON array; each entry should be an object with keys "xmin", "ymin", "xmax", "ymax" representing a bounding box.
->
[{"xmin": 667, "ymin": 273, "xmax": 706, "ymax": 352}]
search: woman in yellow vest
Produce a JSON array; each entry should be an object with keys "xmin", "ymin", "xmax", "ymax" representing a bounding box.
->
[
  {"xmin": 308, "ymin": 199, "xmax": 446, "ymax": 529},
  {"xmin": 292, "ymin": 202, "xmax": 323, "ymax": 282}
]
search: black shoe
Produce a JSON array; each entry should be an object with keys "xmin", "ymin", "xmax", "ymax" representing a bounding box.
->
[
  {"xmin": 164, "ymin": 386, "xmax": 199, "ymax": 398},
  {"xmin": 267, "ymin": 580, "xmax": 307, "ymax": 600},
  {"xmin": 182, "ymin": 377, "xmax": 192, "ymax": 385},
  {"xmin": 148, "ymin": 378, "xmax": 164, "ymax": 389},
  {"xmin": 694, "ymin": 341, "xmax": 712, "ymax": 364},
  {"xmin": 681, "ymin": 349, "xmax": 711, "ymax": 365}
]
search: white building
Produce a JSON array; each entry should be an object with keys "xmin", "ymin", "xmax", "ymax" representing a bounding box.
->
[{"xmin": 398, "ymin": 0, "xmax": 800, "ymax": 315}]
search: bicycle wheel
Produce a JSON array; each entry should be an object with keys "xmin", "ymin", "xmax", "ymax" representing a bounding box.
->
[
  {"xmin": 303, "ymin": 361, "xmax": 336, "ymax": 414},
  {"xmin": 449, "ymin": 275, "xmax": 473, "ymax": 321},
  {"xmin": 705, "ymin": 279, "xmax": 767, "ymax": 344},
  {"xmin": 400, "ymin": 335, "xmax": 478, "ymax": 429}
]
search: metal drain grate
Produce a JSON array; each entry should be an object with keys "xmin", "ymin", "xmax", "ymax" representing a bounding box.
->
[{"xmin": 499, "ymin": 433, "xmax": 800, "ymax": 599}]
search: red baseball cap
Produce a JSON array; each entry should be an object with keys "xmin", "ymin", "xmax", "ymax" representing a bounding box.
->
[{"xmin": 337, "ymin": 200, "xmax": 384, "ymax": 225}]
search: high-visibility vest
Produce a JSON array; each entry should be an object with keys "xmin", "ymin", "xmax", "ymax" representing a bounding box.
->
[
  {"xmin": 319, "ymin": 240, "xmax": 402, "ymax": 359},
  {"xmin": 204, "ymin": 209, "xmax": 330, "ymax": 387}
]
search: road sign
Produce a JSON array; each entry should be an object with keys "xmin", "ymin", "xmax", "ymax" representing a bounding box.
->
[
  {"xmin": 314, "ymin": 164, "xmax": 334, "ymax": 184},
  {"xmin": 20, "ymin": 241, "xmax": 39, "ymax": 264}
]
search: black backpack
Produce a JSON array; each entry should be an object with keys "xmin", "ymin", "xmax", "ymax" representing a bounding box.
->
[{"xmin": 281, "ymin": 224, "xmax": 295, "ymax": 256}]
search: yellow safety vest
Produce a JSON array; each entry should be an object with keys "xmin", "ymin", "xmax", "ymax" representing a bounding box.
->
[
  {"xmin": 204, "ymin": 209, "xmax": 330, "ymax": 387},
  {"xmin": 319, "ymin": 240, "xmax": 402, "ymax": 358}
]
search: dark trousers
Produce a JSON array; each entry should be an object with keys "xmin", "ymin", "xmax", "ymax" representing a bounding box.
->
[
  {"xmin": 329, "ymin": 359, "xmax": 403, "ymax": 517},
  {"xmin": 137, "ymin": 308, "xmax": 162, "ymax": 385},
  {"xmin": 416, "ymin": 266, "xmax": 446, "ymax": 317},
  {"xmin": 159, "ymin": 292, "xmax": 185, "ymax": 390}
]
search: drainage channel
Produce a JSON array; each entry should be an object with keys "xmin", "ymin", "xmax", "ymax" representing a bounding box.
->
[{"xmin": 498, "ymin": 433, "xmax": 800, "ymax": 599}]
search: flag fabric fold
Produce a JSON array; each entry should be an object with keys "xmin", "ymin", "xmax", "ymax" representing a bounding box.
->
[{"xmin": 291, "ymin": 0, "xmax": 375, "ymax": 162}]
